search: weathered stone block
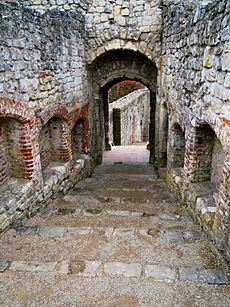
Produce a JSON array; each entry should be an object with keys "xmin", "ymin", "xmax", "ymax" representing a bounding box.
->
[
  {"xmin": 9, "ymin": 261, "xmax": 57, "ymax": 273},
  {"xmin": 144, "ymin": 265, "xmax": 177, "ymax": 283},
  {"xmin": 38, "ymin": 226, "xmax": 65, "ymax": 238},
  {"xmin": 0, "ymin": 261, "xmax": 9, "ymax": 273},
  {"xmin": 179, "ymin": 268, "xmax": 229, "ymax": 284},
  {"xmin": 104, "ymin": 262, "xmax": 142, "ymax": 277}
]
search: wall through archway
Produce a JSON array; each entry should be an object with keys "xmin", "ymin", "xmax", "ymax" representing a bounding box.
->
[{"xmin": 108, "ymin": 83, "xmax": 150, "ymax": 147}]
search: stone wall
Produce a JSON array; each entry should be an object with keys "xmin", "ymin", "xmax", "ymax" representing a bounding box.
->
[
  {"xmin": 161, "ymin": 0, "xmax": 230, "ymax": 262},
  {"xmin": 22, "ymin": 0, "xmax": 92, "ymax": 14},
  {"xmin": 109, "ymin": 89, "xmax": 150, "ymax": 145},
  {"xmin": 1, "ymin": 0, "xmax": 87, "ymax": 109},
  {"xmin": 21, "ymin": 0, "xmax": 162, "ymax": 67},
  {"xmin": 85, "ymin": 0, "xmax": 162, "ymax": 66},
  {"xmin": 0, "ymin": 1, "xmax": 93, "ymax": 233},
  {"xmin": 0, "ymin": 0, "xmax": 229, "ymax": 264}
]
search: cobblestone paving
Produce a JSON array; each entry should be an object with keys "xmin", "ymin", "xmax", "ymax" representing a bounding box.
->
[{"xmin": 0, "ymin": 147, "xmax": 230, "ymax": 306}]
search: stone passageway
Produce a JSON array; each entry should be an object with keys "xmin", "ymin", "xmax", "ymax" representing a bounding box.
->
[{"xmin": 0, "ymin": 146, "xmax": 229, "ymax": 306}]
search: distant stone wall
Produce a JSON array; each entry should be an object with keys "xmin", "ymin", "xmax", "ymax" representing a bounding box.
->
[
  {"xmin": 161, "ymin": 0, "xmax": 230, "ymax": 262},
  {"xmin": 109, "ymin": 89, "xmax": 150, "ymax": 145}
]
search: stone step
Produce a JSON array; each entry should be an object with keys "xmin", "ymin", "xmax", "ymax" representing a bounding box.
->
[
  {"xmin": 76, "ymin": 177, "xmax": 165, "ymax": 189},
  {"xmin": 52, "ymin": 197, "xmax": 183, "ymax": 218},
  {"xmin": 0, "ymin": 260, "xmax": 228, "ymax": 285},
  {"xmin": 1, "ymin": 224, "xmax": 219, "ymax": 269},
  {"xmin": 16, "ymin": 225, "xmax": 206, "ymax": 242},
  {"xmin": 39, "ymin": 206, "xmax": 187, "ymax": 220},
  {"xmin": 62, "ymin": 194, "xmax": 175, "ymax": 206},
  {"xmin": 68, "ymin": 187, "xmax": 173, "ymax": 200},
  {"xmin": 93, "ymin": 164, "xmax": 157, "ymax": 176},
  {"xmin": 25, "ymin": 210, "xmax": 195, "ymax": 230},
  {"xmin": 72, "ymin": 186, "xmax": 169, "ymax": 193},
  {"xmin": 91, "ymin": 175, "xmax": 161, "ymax": 183}
]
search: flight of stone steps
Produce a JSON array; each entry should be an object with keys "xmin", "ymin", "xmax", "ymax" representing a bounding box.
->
[{"xmin": 0, "ymin": 163, "xmax": 230, "ymax": 306}]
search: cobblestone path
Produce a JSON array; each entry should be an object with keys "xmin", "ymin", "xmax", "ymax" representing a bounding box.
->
[{"xmin": 0, "ymin": 147, "xmax": 230, "ymax": 306}]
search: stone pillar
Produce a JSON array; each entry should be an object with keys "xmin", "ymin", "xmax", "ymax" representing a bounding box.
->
[
  {"xmin": 213, "ymin": 161, "xmax": 230, "ymax": 261},
  {"xmin": 20, "ymin": 121, "xmax": 43, "ymax": 186},
  {"xmin": 80, "ymin": 104, "xmax": 90, "ymax": 155},
  {"xmin": 0, "ymin": 122, "xmax": 10, "ymax": 185},
  {"xmin": 158, "ymin": 103, "xmax": 168, "ymax": 168},
  {"xmin": 113, "ymin": 108, "xmax": 121, "ymax": 145},
  {"xmin": 149, "ymin": 91, "xmax": 156, "ymax": 164},
  {"xmin": 57, "ymin": 121, "xmax": 73, "ymax": 163},
  {"xmin": 101, "ymin": 90, "xmax": 111, "ymax": 151}
]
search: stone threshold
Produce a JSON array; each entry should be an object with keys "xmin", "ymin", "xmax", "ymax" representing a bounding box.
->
[
  {"xmin": 41, "ymin": 207, "xmax": 182, "ymax": 220},
  {"xmin": 0, "ymin": 260, "xmax": 228, "ymax": 285},
  {"xmin": 71, "ymin": 187, "xmax": 168, "ymax": 193},
  {"xmin": 16, "ymin": 225, "xmax": 205, "ymax": 242},
  {"xmin": 64, "ymin": 195, "xmax": 177, "ymax": 205}
]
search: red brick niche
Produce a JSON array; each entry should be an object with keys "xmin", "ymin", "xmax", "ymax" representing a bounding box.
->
[
  {"xmin": 0, "ymin": 97, "xmax": 39, "ymax": 185},
  {"xmin": 36, "ymin": 103, "xmax": 90, "ymax": 171},
  {"xmin": 184, "ymin": 124, "xmax": 224, "ymax": 187}
]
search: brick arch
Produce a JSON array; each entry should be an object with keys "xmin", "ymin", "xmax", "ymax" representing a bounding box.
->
[
  {"xmin": 36, "ymin": 104, "xmax": 69, "ymax": 128},
  {"xmin": 0, "ymin": 97, "xmax": 35, "ymax": 123},
  {"xmin": 0, "ymin": 98, "xmax": 41, "ymax": 185},
  {"xmin": 190, "ymin": 116, "xmax": 228, "ymax": 154},
  {"xmin": 38, "ymin": 116, "xmax": 72, "ymax": 170}
]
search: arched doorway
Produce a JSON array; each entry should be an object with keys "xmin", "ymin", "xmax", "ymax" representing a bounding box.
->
[{"xmin": 88, "ymin": 49, "xmax": 158, "ymax": 165}]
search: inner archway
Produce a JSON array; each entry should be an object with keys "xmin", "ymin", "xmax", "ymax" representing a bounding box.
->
[
  {"xmin": 88, "ymin": 49, "xmax": 158, "ymax": 165},
  {"xmin": 102, "ymin": 79, "xmax": 151, "ymax": 164}
]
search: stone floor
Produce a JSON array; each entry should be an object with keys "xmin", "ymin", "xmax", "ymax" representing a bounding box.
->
[
  {"xmin": 0, "ymin": 145, "xmax": 230, "ymax": 306},
  {"xmin": 103, "ymin": 144, "xmax": 149, "ymax": 164}
]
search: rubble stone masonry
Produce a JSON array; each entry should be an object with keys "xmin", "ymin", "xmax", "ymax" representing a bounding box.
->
[
  {"xmin": 0, "ymin": 0, "xmax": 229, "ymax": 263},
  {"xmin": 162, "ymin": 0, "xmax": 230, "ymax": 262}
]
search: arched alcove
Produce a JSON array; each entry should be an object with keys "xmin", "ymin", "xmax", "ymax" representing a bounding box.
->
[
  {"xmin": 0, "ymin": 118, "xmax": 27, "ymax": 185},
  {"xmin": 190, "ymin": 124, "xmax": 224, "ymax": 187},
  {"xmin": 167, "ymin": 123, "xmax": 185, "ymax": 170},
  {"xmin": 39, "ymin": 117, "xmax": 72, "ymax": 171}
]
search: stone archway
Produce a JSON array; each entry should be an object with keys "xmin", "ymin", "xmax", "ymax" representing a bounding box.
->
[{"xmin": 88, "ymin": 49, "xmax": 158, "ymax": 164}]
